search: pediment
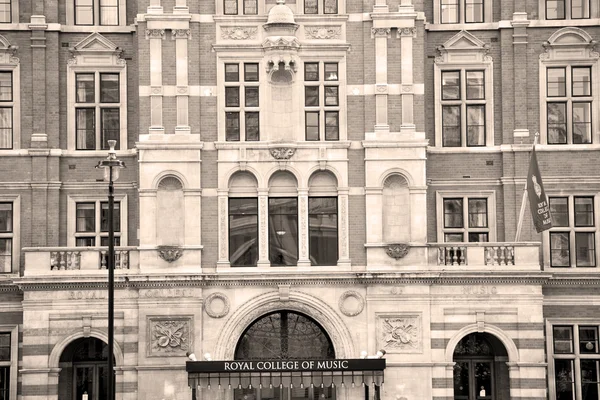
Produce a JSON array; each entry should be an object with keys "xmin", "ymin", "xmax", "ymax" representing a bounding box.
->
[
  {"xmin": 441, "ymin": 30, "xmax": 487, "ymax": 51},
  {"xmin": 540, "ymin": 27, "xmax": 598, "ymax": 61},
  {"xmin": 72, "ymin": 32, "xmax": 120, "ymax": 52},
  {"xmin": 436, "ymin": 31, "xmax": 491, "ymax": 64},
  {"xmin": 0, "ymin": 34, "xmax": 18, "ymax": 65},
  {"xmin": 68, "ymin": 33, "xmax": 125, "ymax": 67}
]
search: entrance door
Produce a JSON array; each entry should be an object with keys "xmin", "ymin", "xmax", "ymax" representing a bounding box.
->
[
  {"xmin": 453, "ymin": 359, "xmax": 493, "ymax": 400},
  {"xmin": 234, "ymin": 387, "xmax": 335, "ymax": 400},
  {"xmin": 73, "ymin": 363, "xmax": 108, "ymax": 400}
]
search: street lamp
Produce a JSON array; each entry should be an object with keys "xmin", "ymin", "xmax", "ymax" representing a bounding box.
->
[{"xmin": 96, "ymin": 140, "xmax": 125, "ymax": 400}]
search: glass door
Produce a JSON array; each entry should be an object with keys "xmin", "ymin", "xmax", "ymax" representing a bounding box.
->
[
  {"xmin": 453, "ymin": 360, "xmax": 494, "ymax": 400},
  {"xmin": 233, "ymin": 387, "xmax": 335, "ymax": 400},
  {"xmin": 73, "ymin": 363, "xmax": 108, "ymax": 400}
]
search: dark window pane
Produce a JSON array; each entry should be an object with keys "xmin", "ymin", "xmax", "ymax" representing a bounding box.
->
[
  {"xmin": 229, "ymin": 198, "xmax": 258, "ymax": 267},
  {"xmin": 468, "ymin": 232, "xmax": 488, "ymax": 242},
  {"xmin": 309, "ymin": 198, "xmax": 338, "ymax": 266},
  {"xmin": 100, "ymin": 73, "xmax": 119, "ymax": 103},
  {"xmin": 269, "ymin": 198, "xmax": 298, "ymax": 266},
  {"xmin": 224, "ymin": 0, "xmax": 238, "ymax": 14},
  {"xmin": 573, "ymin": 67, "xmax": 591, "ymax": 96},
  {"xmin": 548, "ymin": 102, "xmax": 567, "ymax": 144},
  {"xmin": 442, "ymin": 71, "xmax": 460, "ymax": 100},
  {"xmin": 0, "ymin": 203, "xmax": 11, "ymax": 232},
  {"xmin": 580, "ymin": 327, "xmax": 599, "ymax": 354},
  {"xmin": 304, "ymin": 0, "xmax": 318, "ymax": 13},
  {"xmin": 465, "ymin": 0, "xmax": 483, "ymax": 22},
  {"xmin": 554, "ymin": 326, "xmax": 574, "ymax": 353},
  {"xmin": 444, "ymin": 198, "xmax": 463, "ymax": 228},
  {"xmin": 468, "ymin": 198, "xmax": 487, "ymax": 227},
  {"xmin": 225, "ymin": 64, "xmax": 239, "ymax": 82},
  {"xmin": 573, "ymin": 102, "xmax": 592, "ymax": 144},
  {"xmin": 100, "ymin": 201, "xmax": 120, "ymax": 232},
  {"xmin": 76, "ymin": 203, "xmax": 95, "ymax": 232},
  {"xmin": 442, "ymin": 105, "xmax": 460, "ymax": 147},
  {"xmin": 306, "ymin": 112, "xmax": 319, "ymax": 141},
  {"xmin": 101, "ymin": 108, "xmax": 119, "ymax": 150},
  {"xmin": 75, "ymin": 0, "xmax": 94, "ymax": 24},
  {"xmin": 225, "ymin": 87, "xmax": 240, "ymax": 107},
  {"xmin": 445, "ymin": 233, "xmax": 464, "ymax": 242},
  {"xmin": 325, "ymin": 111, "xmax": 339, "ymax": 140},
  {"xmin": 575, "ymin": 197, "xmax": 594, "ymax": 227},
  {"xmin": 0, "ymin": 106, "xmax": 10, "ymax": 149},
  {"xmin": 324, "ymin": 0, "xmax": 337, "ymax": 13},
  {"xmin": 244, "ymin": 63, "xmax": 259, "ymax": 81},
  {"xmin": 324, "ymin": 63, "xmax": 338, "ymax": 81},
  {"xmin": 245, "ymin": 112, "xmax": 259, "ymax": 141},
  {"xmin": 555, "ymin": 360, "xmax": 574, "ymax": 400},
  {"xmin": 245, "ymin": 87, "xmax": 259, "ymax": 107},
  {"xmin": 0, "ymin": 333, "xmax": 9, "ymax": 360},
  {"xmin": 324, "ymin": 86, "xmax": 338, "ymax": 106},
  {"xmin": 76, "ymin": 73, "xmax": 95, "ymax": 103},
  {"xmin": 466, "ymin": 70, "xmax": 484, "ymax": 99},
  {"xmin": 575, "ymin": 232, "xmax": 595, "ymax": 267},
  {"xmin": 226, "ymin": 112, "xmax": 240, "ymax": 141},
  {"xmin": 305, "ymin": 86, "xmax": 319, "ymax": 106},
  {"xmin": 76, "ymin": 108, "xmax": 95, "ymax": 150},
  {"xmin": 466, "ymin": 105, "xmax": 485, "ymax": 146},
  {"xmin": 0, "ymin": 72, "xmax": 12, "ymax": 102},
  {"xmin": 572, "ymin": 0, "xmax": 590, "ymax": 18},
  {"xmin": 453, "ymin": 362, "xmax": 470, "ymax": 398},
  {"xmin": 100, "ymin": 236, "xmax": 120, "ymax": 247},
  {"xmin": 546, "ymin": 0, "xmax": 565, "ymax": 19},
  {"xmin": 547, "ymin": 68, "xmax": 566, "ymax": 97},
  {"xmin": 76, "ymin": 237, "xmax": 96, "ymax": 247},
  {"xmin": 244, "ymin": 0, "xmax": 257, "ymax": 14},
  {"xmin": 99, "ymin": 0, "xmax": 119, "ymax": 25},
  {"xmin": 550, "ymin": 232, "xmax": 570, "ymax": 267},
  {"xmin": 0, "ymin": 238, "xmax": 11, "ymax": 272},
  {"xmin": 0, "ymin": 0, "xmax": 11, "ymax": 23},
  {"xmin": 305, "ymin": 63, "xmax": 319, "ymax": 81},
  {"xmin": 441, "ymin": 0, "xmax": 459, "ymax": 23},
  {"xmin": 581, "ymin": 360, "xmax": 599, "ymax": 400},
  {"xmin": 550, "ymin": 198, "xmax": 569, "ymax": 227}
]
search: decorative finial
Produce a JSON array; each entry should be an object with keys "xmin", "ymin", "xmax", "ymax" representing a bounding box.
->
[
  {"xmin": 107, "ymin": 140, "xmax": 117, "ymax": 160},
  {"xmin": 276, "ymin": 0, "xmax": 285, "ymax": 4}
]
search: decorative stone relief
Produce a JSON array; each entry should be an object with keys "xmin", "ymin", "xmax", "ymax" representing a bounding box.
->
[
  {"xmin": 157, "ymin": 246, "xmax": 184, "ymax": 263},
  {"xmin": 339, "ymin": 291, "xmax": 365, "ymax": 317},
  {"xmin": 270, "ymin": 147, "xmax": 296, "ymax": 159},
  {"xmin": 260, "ymin": 196, "xmax": 268, "ymax": 259},
  {"xmin": 376, "ymin": 84, "xmax": 388, "ymax": 94},
  {"xmin": 371, "ymin": 27, "xmax": 391, "ymax": 38},
  {"xmin": 305, "ymin": 26, "xmax": 342, "ymax": 40},
  {"xmin": 221, "ymin": 27, "xmax": 258, "ymax": 40},
  {"xmin": 340, "ymin": 196, "xmax": 348, "ymax": 257},
  {"xmin": 300, "ymin": 196, "xmax": 308, "ymax": 258},
  {"xmin": 205, "ymin": 292, "xmax": 230, "ymax": 318},
  {"xmin": 398, "ymin": 27, "xmax": 417, "ymax": 38},
  {"xmin": 145, "ymin": 29, "xmax": 165, "ymax": 39},
  {"xmin": 378, "ymin": 314, "xmax": 422, "ymax": 353},
  {"xmin": 148, "ymin": 316, "xmax": 192, "ymax": 356},
  {"xmin": 219, "ymin": 197, "xmax": 227, "ymax": 259},
  {"xmin": 386, "ymin": 243, "xmax": 410, "ymax": 260},
  {"xmin": 172, "ymin": 29, "xmax": 191, "ymax": 39}
]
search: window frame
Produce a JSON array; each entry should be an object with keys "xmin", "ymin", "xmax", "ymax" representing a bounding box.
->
[
  {"xmin": 0, "ymin": 325, "xmax": 17, "ymax": 400},
  {"xmin": 0, "ymin": 196, "xmax": 17, "ymax": 274},
  {"xmin": 302, "ymin": 0, "xmax": 338, "ymax": 14},
  {"xmin": 268, "ymin": 197, "xmax": 299, "ymax": 267},
  {"xmin": 545, "ymin": 194, "xmax": 599, "ymax": 269},
  {"xmin": 67, "ymin": 0, "xmax": 125, "ymax": 26},
  {"xmin": 303, "ymin": 61, "xmax": 340, "ymax": 142},
  {"xmin": 222, "ymin": 62, "xmax": 261, "ymax": 142},
  {"xmin": 0, "ymin": 45, "xmax": 20, "ymax": 151},
  {"xmin": 434, "ymin": 0, "xmax": 492, "ymax": 24},
  {"xmin": 436, "ymin": 191, "xmax": 497, "ymax": 242},
  {"xmin": 228, "ymin": 197, "xmax": 259, "ymax": 267},
  {"xmin": 308, "ymin": 196, "xmax": 339, "ymax": 266},
  {"xmin": 219, "ymin": 0, "xmax": 262, "ymax": 15},
  {"xmin": 545, "ymin": 0, "xmax": 591, "ymax": 19},
  {"xmin": 67, "ymin": 195, "xmax": 128, "ymax": 247}
]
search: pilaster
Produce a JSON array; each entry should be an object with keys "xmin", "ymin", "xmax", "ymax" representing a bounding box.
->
[
  {"xmin": 371, "ymin": 27, "xmax": 391, "ymax": 133},
  {"xmin": 217, "ymin": 191, "xmax": 230, "ymax": 268},
  {"xmin": 297, "ymin": 189, "xmax": 311, "ymax": 267},
  {"xmin": 337, "ymin": 188, "xmax": 351, "ymax": 267},
  {"xmin": 173, "ymin": 29, "xmax": 191, "ymax": 133},
  {"xmin": 146, "ymin": 29, "xmax": 165, "ymax": 134},
  {"xmin": 29, "ymin": 16, "xmax": 48, "ymax": 147},
  {"xmin": 257, "ymin": 190, "xmax": 270, "ymax": 267},
  {"xmin": 512, "ymin": 13, "xmax": 530, "ymax": 141},
  {"xmin": 398, "ymin": 27, "xmax": 417, "ymax": 133}
]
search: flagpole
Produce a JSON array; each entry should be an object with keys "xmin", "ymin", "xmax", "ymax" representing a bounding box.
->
[{"xmin": 514, "ymin": 132, "xmax": 539, "ymax": 242}]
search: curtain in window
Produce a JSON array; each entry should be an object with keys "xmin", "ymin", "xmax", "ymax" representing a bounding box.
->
[
  {"xmin": 0, "ymin": 107, "xmax": 11, "ymax": 149},
  {"xmin": 99, "ymin": 0, "xmax": 119, "ymax": 25},
  {"xmin": 0, "ymin": 0, "xmax": 11, "ymax": 23},
  {"xmin": 0, "ymin": 238, "xmax": 11, "ymax": 273},
  {"xmin": 76, "ymin": 109, "xmax": 95, "ymax": 150},
  {"xmin": 101, "ymin": 108, "xmax": 119, "ymax": 150}
]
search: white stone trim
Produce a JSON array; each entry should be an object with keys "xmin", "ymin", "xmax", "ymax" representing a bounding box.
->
[
  {"xmin": 433, "ymin": 0, "xmax": 493, "ymax": 24},
  {"xmin": 0, "ymin": 35, "xmax": 20, "ymax": 150},
  {"xmin": 66, "ymin": 0, "xmax": 127, "ymax": 26},
  {"xmin": 0, "ymin": 194, "xmax": 19, "ymax": 274},
  {"xmin": 67, "ymin": 194, "xmax": 128, "ymax": 247},
  {"xmin": 0, "ymin": 325, "xmax": 17, "ymax": 400},
  {"xmin": 435, "ymin": 190, "xmax": 497, "ymax": 242}
]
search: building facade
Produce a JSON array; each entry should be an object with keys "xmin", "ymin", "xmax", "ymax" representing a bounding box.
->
[{"xmin": 0, "ymin": 0, "xmax": 598, "ymax": 399}]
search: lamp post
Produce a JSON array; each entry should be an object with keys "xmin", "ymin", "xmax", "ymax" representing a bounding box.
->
[{"xmin": 96, "ymin": 140, "xmax": 125, "ymax": 400}]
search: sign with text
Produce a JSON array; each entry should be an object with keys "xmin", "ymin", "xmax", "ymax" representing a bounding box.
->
[
  {"xmin": 527, "ymin": 146, "xmax": 553, "ymax": 233},
  {"xmin": 186, "ymin": 359, "xmax": 385, "ymax": 373}
]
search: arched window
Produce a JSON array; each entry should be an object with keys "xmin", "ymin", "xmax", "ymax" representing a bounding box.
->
[
  {"xmin": 268, "ymin": 171, "xmax": 299, "ymax": 266},
  {"xmin": 156, "ymin": 176, "xmax": 184, "ymax": 246},
  {"xmin": 382, "ymin": 175, "xmax": 410, "ymax": 243},
  {"xmin": 308, "ymin": 171, "xmax": 338, "ymax": 266},
  {"xmin": 229, "ymin": 172, "xmax": 259, "ymax": 267}
]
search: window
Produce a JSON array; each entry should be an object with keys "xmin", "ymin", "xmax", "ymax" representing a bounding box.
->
[
  {"xmin": 0, "ymin": 202, "xmax": 12, "ymax": 273},
  {"xmin": 304, "ymin": 62, "xmax": 339, "ymax": 141},
  {"xmin": 0, "ymin": 0, "xmax": 10, "ymax": 23},
  {"xmin": 548, "ymin": 196, "xmax": 597, "ymax": 267},
  {"xmin": 439, "ymin": 0, "xmax": 488, "ymax": 23},
  {"xmin": 75, "ymin": 73, "xmax": 120, "ymax": 150},
  {"xmin": 304, "ymin": 0, "xmax": 337, "ymax": 14},
  {"xmin": 269, "ymin": 198, "xmax": 298, "ymax": 266},
  {"xmin": 224, "ymin": 63, "xmax": 260, "ymax": 141},
  {"xmin": 75, "ymin": 201, "xmax": 121, "ymax": 247},
  {"xmin": 228, "ymin": 198, "xmax": 258, "ymax": 267},
  {"xmin": 549, "ymin": 323, "xmax": 600, "ymax": 400},
  {"xmin": 546, "ymin": 66, "xmax": 593, "ymax": 144},
  {"xmin": 546, "ymin": 0, "xmax": 590, "ymax": 19},
  {"xmin": 224, "ymin": 0, "xmax": 257, "ymax": 14},
  {"xmin": 309, "ymin": 197, "xmax": 338, "ymax": 266},
  {"xmin": 440, "ymin": 70, "xmax": 486, "ymax": 147},
  {"xmin": 442, "ymin": 197, "xmax": 489, "ymax": 242},
  {"xmin": 74, "ymin": 0, "xmax": 120, "ymax": 25},
  {"xmin": 0, "ymin": 332, "xmax": 10, "ymax": 400},
  {"xmin": 0, "ymin": 72, "xmax": 12, "ymax": 149}
]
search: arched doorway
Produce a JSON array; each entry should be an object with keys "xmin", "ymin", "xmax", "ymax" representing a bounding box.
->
[
  {"xmin": 234, "ymin": 310, "xmax": 336, "ymax": 400},
  {"xmin": 452, "ymin": 333, "xmax": 510, "ymax": 400},
  {"xmin": 58, "ymin": 337, "xmax": 115, "ymax": 400}
]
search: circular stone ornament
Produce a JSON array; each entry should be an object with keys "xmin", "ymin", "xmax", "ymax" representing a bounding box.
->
[
  {"xmin": 204, "ymin": 292, "xmax": 230, "ymax": 318},
  {"xmin": 338, "ymin": 291, "xmax": 365, "ymax": 317}
]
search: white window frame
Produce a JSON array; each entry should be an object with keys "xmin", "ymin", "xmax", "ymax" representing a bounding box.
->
[
  {"xmin": 543, "ymin": 193, "xmax": 600, "ymax": 269},
  {"xmin": 223, "ymin": 62, "xmax": 261, "ymax": 142},
  {"xmin": 547, "ymin": 319, "xmax": 600, "ymax": 400},
  {"xmin": 434, "ymin": 30, "xmax": 494, "ymax": 148},
  {"xmin": 539, "ymin": 28, "xmax": 600, "ymax": 146},
  {"xmin": 0, "ymin": 195, "xmax": 18, "ymax": 274},
  {"xmin": 0, "ymin": 325, "xmax": 17, "ymax": 400},
  {"xmin": 298, "ymin": 0, "xmax": 340, "ymax": 15},
  {"xmin": 540, "ymin": 0, "xmax": 597, "ymax": 20},
  {"xmin": 433, "ymin": 0, "xmax": 492, "ymax": 24},
  {"xmin": 67, "ymin": 33, "xmax": 127, "ymax": 152},
  {"xmin": 67, "ymin": 194, "xmax": 128, "ymax": 247},
  {"xmin": 66, "ymin": 0, "xmax": 126, "ymax": 26},
  {"xmin": 436, "ymin": 190, "xmax": 497, "ymax": 242},
  {"xmin": 0, "ymin": 35, "xmax": 19, "ymax": 151},
  {"xmin": 219, "ymin": 0, "xmax": 262, "ymax": 15}
]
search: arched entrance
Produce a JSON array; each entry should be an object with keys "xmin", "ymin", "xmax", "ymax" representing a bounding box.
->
[
  {"xmin": 57, "ymin": 337, "xmax": 115, "ymax": 400},
  {"xmin": 452, "ymin": 333, "xmax": 510, "ymax": 400},
  {"xmin": 234, "ymin": 310, "xmax": 336, "ymax": 400}
]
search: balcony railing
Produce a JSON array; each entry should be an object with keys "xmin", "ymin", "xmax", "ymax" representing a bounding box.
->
[{"xmin": 428, "ymin": 242, "xmax": 540, "ymax": 269}]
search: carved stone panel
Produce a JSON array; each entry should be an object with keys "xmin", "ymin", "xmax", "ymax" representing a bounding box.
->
[
  {"xmin": 205, "ymin": 292, "xmax": 230, "ymax": 318},
  {"xmin": 148, "ymin": 316, "xmax": 193, "ymax": 356},
  {"xmin": 377, "ymin": 314, "xmax": 422, "ymax": 353}
]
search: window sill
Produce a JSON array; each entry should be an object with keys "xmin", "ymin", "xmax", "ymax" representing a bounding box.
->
[
  {"xmin": 427, "ymin": 146, "xmax": 502, "ymax": 154},
  {"xmin": 217, "ymin": 264, "xmax": 352, "ymax": 273}
]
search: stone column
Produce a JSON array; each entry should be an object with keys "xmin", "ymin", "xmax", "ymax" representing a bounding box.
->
[
  {"xmin": 173, "ymin": 29, "xmax": 191, "ymax": 133},
  {"xmin": 399, "ymin": 27, "xmax": 416, "ymax": 132},
  {"xmin": 257, "ymin": 190, "xmax": 270, "ymax": 267},
  {"xmin": 148, "ymin": 0, "xmax": 163, "ymax": 13},
  {"xmin": 337, "ymin": 188, "xmax": 351, "ymax": 267},
  {"xmin": 512, "ymin": 14, "xmax": 530, "ymax": 140},
  {"xmin": 146, "ymin": 29, "xmax": 165, "ymax": 133},
  {"xmin": 138, "ymin": 190, "xmax": 157, "ymax": 247},
  {"xmin": 371, "ymin": 28, "xmax": 391, "ymax": 132},
  {"xmin": 365, "ymin": 187, "xmax": 383, "ymax": 244},
  {"xmin": 410, "ymin": 187, "xmax": 428, "ymax": 243},
  {"xmin": 217, "ymin": 191, "xmax": 230, "ymax": 267},
  {"xmin": 30, "ymin": 16, "xmax": 48, "ymax": 145},
  {"xmin": 297, "ymin": 189, "xmax": 311, "ymax": 267}
]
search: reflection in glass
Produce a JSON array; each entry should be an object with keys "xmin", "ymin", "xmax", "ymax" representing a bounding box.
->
[
  {"xmin": 229, "ymin": 198, "xmax": 258, "ymax": 267},
  {"xmin": 269, "ymin": 198, "xmax": 298, "ymax": 266}
]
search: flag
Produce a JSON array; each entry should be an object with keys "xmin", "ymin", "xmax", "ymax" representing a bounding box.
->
[{"xmin": 527, "ymin": 145, "xmax": 553, "ymax": 233}]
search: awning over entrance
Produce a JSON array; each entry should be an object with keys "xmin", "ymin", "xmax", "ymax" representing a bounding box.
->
[{"xmin": 186, "ymin": 359, "xmax": 386, "ymax": 389}]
